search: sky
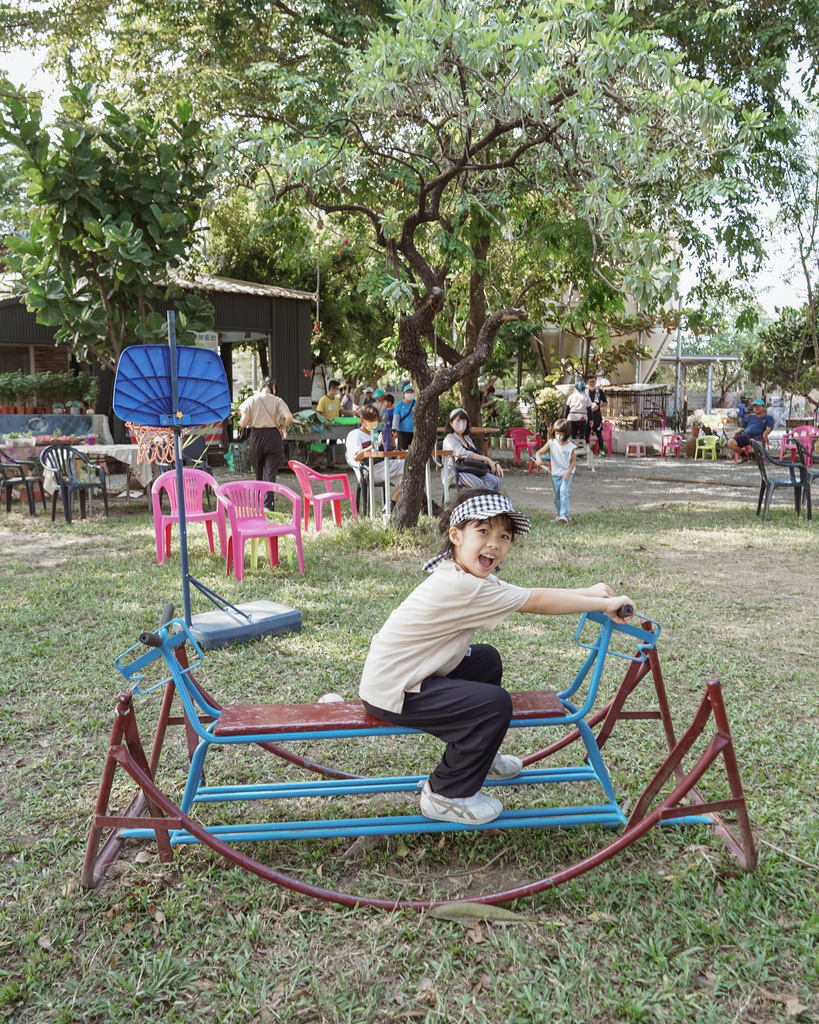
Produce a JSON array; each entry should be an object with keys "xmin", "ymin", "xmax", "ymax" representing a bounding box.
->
[{"xmin": 0, "ymin": 47, "xmax": 809, "ymax": 317}]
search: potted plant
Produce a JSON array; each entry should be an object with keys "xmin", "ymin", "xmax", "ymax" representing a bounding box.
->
[
  {"xmin": 689, "ymin": 417, "xmax": 702, "ymax": 437},
  {"xmin": 0, "ymin": 373, "xmax": 15, "ymax": 413},
  {"xmin": 82, "ymin": 372, "xmax": 100, "ymax": 414}
]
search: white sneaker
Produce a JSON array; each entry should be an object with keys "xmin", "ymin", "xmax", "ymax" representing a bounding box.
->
[
  {"xmin": 487, "ymin": 752, "xmax": 523, "ymax": 780},
  {"xmin": 419, "ymin": 780, "xmax": 503, "ymax": 824}
]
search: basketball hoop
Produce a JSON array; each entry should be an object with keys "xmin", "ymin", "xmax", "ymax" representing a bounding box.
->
[{"xmin": 127, "ymin": 422, "xmax": 183, "ymax": 464}]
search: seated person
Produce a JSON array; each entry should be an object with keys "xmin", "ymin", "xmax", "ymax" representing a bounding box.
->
[
  {"xmin": 442, "ymin": 408, "xmax": 502, "ymax": 491},
  {"xmin": 346, "ymin": 404, "xmax": 404, "ymax": 508},
  {"xmin": 727, "ymin": 399, "xmax": 774, "ymax": 461}
]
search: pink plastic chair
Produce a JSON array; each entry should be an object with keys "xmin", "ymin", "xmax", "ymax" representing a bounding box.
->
[
  {"xmin": 288, "ymin": 460, "xmax": 358, "ymax": 531},
  {"xmin": 781, "ymin": 425, "xmax": 819, "ymax": 463},
  {"xmin": 152, "ymin": 468, "xmax": 227, "ymax": 566},
  {"xmin": 660, "ymin": 433, "xmax": 683, "ymax": 458},
  {"xmin": 589, "ymin": 421, "xmax": 614, "ymax": 456},
  {"xmin": 214, "ymin": 480, "xmax": 305, "ymax": 580},
  {"xmin": 508, "ymin": 428, "xmax": 541, "ymax": 465}
]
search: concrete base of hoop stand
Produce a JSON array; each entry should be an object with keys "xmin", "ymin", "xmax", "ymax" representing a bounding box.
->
[{"xmin": 190, "ymin": 600, "xmax": 302, "ymax": 650}]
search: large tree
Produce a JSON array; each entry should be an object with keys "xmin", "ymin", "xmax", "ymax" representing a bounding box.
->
[
  {"xmin": 0, "ymin": 81, "xmax": 217, "ymax": 370},
  {"xmin": 747, "ymin": 306, "xmax": 819, "ymax": 408},
  {"xmin": 245, "ymin": 0, "xmax": 758, "ymax": 525}
]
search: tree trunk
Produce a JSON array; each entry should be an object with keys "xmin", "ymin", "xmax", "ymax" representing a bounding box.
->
[
  {"xmin": 458, "ymin": 231, "xmax": 490, "ymax": 424},
  {"xmin": 392, "ymin": 289, "xmax": 527, "ymax": 529}
]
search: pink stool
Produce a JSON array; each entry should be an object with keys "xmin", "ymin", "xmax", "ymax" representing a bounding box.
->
[{"xmin": 625, "ymin": 442, "xmax": 646, "ymax": 458}]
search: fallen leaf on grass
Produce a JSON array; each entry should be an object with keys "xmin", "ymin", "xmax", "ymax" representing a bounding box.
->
[
  {"xmin": 586, "ymin": 911, "xmax": 617, "ymax": 923},
  {"xmin": 785, "ymin": 998, "xmax": 808, "ymax": 1017},
  {"xmin": 36, "ymin": 935, "xmax": 53, "ymax": 952},
  {"xmin": 429, "ymin": 902, "xmax": 532, "ymax": 923},
  {"xmin": 153, "ymin": 910, "xmax": 165, "ymax": 925},
  {"xmin": 264, "ymin": 984, "xmax": 285, "ymax": 1011},
  {"xmin": 761, "ymin": 991, "xmax": 809, "ymax": 1017},
  {"xmin": 134, "ymin": 851, "xmax": 153, "ymax": 864},
  {"xmin": 415, "ymin": 978, "xmax": 436, "ymax": 1004},
  {"xmin": 467, "ymin": 922, "xmax": 485, "ymax": 944}
]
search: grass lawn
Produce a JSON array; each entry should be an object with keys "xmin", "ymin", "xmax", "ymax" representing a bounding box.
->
[{"xmin": 0, "ymin": 493, "xmax": 817, "ymax": 1023}]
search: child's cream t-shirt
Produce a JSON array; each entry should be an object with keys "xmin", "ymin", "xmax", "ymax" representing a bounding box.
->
[{"xmin": 359, "ymin": 560, "xmax": 531, "ymax": 713}]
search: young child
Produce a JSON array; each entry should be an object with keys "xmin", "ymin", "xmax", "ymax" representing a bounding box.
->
[
  {"xmin": 359, "ymin": 489, "xmax": 633, "ymax": 825},
  {"xmin": 534, "ymin": 419, "xmax": 576, "ymax": 524}
]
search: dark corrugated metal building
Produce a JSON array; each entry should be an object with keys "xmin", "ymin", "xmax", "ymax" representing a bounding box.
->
[{"xmin": 0, "ymin": 273, "xmax": 315, "ymax": 419}]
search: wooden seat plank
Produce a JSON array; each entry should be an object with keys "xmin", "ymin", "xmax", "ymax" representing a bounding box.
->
[{"xmin": 213, "ymin": 690, "xmax": 565, "ymax": 737}]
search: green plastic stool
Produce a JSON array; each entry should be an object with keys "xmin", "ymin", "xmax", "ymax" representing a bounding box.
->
[
  {"xmin": 249, "ymin": 511, "xmax": 297, "ymax": 569},
  {"xmin": 694, "ymin": 435, "xmax": 719, "ymax": 460}
]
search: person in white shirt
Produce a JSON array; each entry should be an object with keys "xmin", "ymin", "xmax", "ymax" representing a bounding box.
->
[
  {"xmin": 345, "ymin": 403, "xmax": 404, "ymax": 511},
  {"xmin": 565, "ymin": 382, "xmax": 592, "ymax": 439},
  {"xmin": 534, "ymin": 419, "xmax": 576, "ymax": 523},
  {"xmin": 359, "ymin": 489, "xmax": 633, "ymax": 825}
]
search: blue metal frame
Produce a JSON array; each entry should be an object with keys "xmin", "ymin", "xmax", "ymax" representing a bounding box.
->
[{"xmin": 114, "ymin": 612, "xmax": 671, "ymax": 843}]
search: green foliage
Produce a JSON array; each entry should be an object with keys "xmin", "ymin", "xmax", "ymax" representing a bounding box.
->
[
  {"xmin": 746, "ymin": 306, "xmax": 819, "ymax": 401},
  {"xmin": 533, "ymin": 386, "xmax": 568, "ymax": 429},
  {"xmin": 493, "ymin": 398, "xmax": 524, "ymax": 435},
  {"xmin": 0, "ymin": 82, "xmax": 217, "ymax": 370}
]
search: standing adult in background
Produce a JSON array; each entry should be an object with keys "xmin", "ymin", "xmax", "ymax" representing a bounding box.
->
[
  {"xmin": 393, "ymin": 383, "xmax": 417, "ymax": 450},
  {"xmin": 317, "ymin": 380, "xmax": 342, "ymax": 421},
  {"xmin": 340, "ymin": 384, "xmax": 355, "ymax": 415},
  {"xmin": 481, "ymin": 385, "xmax": 498, "ymax": 425},
  {"xmin": 239, "ymin": 377, "xmax": 293, "ymax": 509},
  {"xmin": 565, "ymin": 381, "xmax": 592, "ymax": 440},
  {"xmin": 586, "ymin": 375, "xmax": 607, "ymax": 451}
]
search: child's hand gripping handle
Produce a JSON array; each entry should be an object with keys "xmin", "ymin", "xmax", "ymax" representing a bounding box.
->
[{"xmin": 139, "ymin": 603, "xmax": 175, "ymax": 648}]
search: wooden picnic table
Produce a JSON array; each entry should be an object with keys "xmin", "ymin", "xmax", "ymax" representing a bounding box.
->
[{"xmin": 356, "ymin": 449, "xmax": 453, "ymax": 520}]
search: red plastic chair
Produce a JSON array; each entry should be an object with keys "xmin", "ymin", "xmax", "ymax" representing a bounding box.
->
[
  {"xmin": 288, "ymin": 460, "xmax": 358, "ymax": 532},
  {"xmin": 660, "ymin": 432, "xmax": 682, "ymax": 458},
  {"xmin": 781, "ymin": 425, "xmax": 819, "ymax": 463},
  {"xmin": 152, "ymin": 468, "xmax": 227, "ymax": 566},
  {"xmin": 589, "ymin": 421, "xmax": 614, "ymax": 456},
  {"xmin": 215, "ymin": 480, "xmax": 305, "ymax": 580},
  {"xmin": 508, "ymin": 428, "xmax": 541, "ymax": 465}
]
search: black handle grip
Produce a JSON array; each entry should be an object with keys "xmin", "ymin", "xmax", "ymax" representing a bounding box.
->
[
  {"xmin": 618, "ymin": 603, "xmax": 634, "ymax": 619},
  {"xmin": 139, "ymin": 603, "xmax": 176, "ymax": 648}
]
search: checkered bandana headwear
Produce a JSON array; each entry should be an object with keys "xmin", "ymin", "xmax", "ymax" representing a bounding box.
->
[{"xmin": 422, "ymin": 493, "xmax": 531, "ymax": 573}]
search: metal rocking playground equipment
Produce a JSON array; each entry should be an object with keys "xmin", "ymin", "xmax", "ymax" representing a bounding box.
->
[
  {"xmin": 112, "ymin": 313, "xmax": 303, "ymax": 649},
  {"xmin": 82, "ymin": 600, "xmax": 757, "ymax": 910}
]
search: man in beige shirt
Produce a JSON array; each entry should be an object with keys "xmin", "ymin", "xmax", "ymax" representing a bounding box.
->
[{"xmin": 238, "ymin": 377, "xmax": 293, "ymax": 509}]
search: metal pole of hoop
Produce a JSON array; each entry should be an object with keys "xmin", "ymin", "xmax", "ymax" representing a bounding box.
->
[{"xmin": 167, "ymin": 311, "xmax": 193, "ymax": 626}]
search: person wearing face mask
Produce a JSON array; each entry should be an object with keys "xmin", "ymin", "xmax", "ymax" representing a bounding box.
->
[
  {"xmin": 442, "ymin": 408, "xmax": 503, "ymax": 491},
  {"xmin": 393, "ymin": 383, "xmax": 417, "ymax": 450}
]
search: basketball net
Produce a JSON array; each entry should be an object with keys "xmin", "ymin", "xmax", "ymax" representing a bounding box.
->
[{"xmin": 127, "ymin": 422, "xmax": 184, "ymax": 464}]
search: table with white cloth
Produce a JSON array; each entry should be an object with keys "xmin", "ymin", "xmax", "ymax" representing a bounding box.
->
[
  {"xmin": 357, "ymin": 449, "xmax": 452, "ymax": 520},
  {"xmin": 40, "ymin": 443, "xmax": 154, "ymax": 496}
]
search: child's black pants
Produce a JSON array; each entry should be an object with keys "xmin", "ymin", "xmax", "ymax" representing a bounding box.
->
[{"xmin": 362, "ymin": 643, "xmax": 511, "ymax": 798}]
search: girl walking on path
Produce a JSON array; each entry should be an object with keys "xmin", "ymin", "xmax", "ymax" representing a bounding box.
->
[{"xmin": 534, "ymin": 419, "xmax": 576, "ymax": 524}]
